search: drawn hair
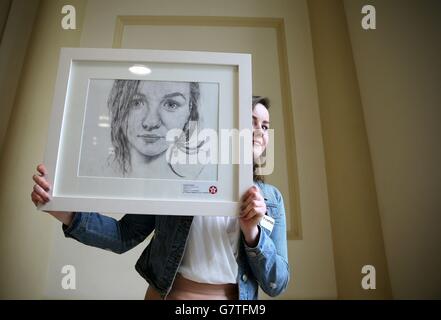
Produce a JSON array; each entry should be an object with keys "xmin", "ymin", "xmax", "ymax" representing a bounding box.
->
[{"xmin": 106, "ymin": 80, "xmax": 202, "ymax": 176}]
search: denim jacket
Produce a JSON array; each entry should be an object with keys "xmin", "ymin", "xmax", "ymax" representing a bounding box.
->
[{"xmin": 62, "ymin": 180, "xmax": 290, "ymax": 300}]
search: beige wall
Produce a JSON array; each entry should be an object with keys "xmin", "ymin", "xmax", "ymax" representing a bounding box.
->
[
  {"xmin": 0, "ymin": 0, "xmax": 40, "ymax": 153},
  {"xmin": 308, "ymin": 0, "xmax": 392, "ymax": 299},
  {"xmin": 0, "ymin": 0, "xmax": 87, "ymax": 299},
  {"xmin": 344, "ymin": 0, "xmax": 441, "ymax": 299}
]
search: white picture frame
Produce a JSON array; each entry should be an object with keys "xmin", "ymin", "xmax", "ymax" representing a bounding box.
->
[{"xmin": 39, "ymin": 47, "xmax": 253, "ymax": 217}]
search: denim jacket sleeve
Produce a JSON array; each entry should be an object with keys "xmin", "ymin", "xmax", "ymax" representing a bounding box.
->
[
  {"xmin": 62, "ymin": 212, "xmax": 156, "ymax": 254},
  {"xmin": 242, "ymin": 186, "xmax": 290, "ymax": 297}
]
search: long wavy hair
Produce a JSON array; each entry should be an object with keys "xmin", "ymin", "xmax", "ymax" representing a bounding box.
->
[
  {"xmin": 106, "ymin": 80, "xmax": 201, "ymax": 176},
  {"xmin": 252, "ymin": 95, "xmax": 270, "ymax": 182}
]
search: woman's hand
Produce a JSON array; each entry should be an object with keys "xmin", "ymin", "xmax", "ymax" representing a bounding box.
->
[
  {"xmin": 239, "ymin": 185, "xmax": 266, "ymax": 247},
  {"xmin": 31, "ymin": 164, "xmax": 74, "ymax": 226},
  {"xmin": 31, "ymin": 164, "xmax": 52, "ymax": 206}
]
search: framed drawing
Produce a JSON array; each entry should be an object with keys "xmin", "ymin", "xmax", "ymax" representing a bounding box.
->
[{"xmin": 39, "ymin": 47, "xmax": 253, "ymax": 216}]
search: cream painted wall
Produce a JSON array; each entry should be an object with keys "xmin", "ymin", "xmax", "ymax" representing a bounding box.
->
[
  {"xmin": 344, "ymin": 0, "xmax": 441, "ymax": 298},
  {"xmin": 1, "ymin": 0, "xmax": 337, "ymax": 299},
  {"xmin": 308, "ymin": 0, "xmax": 391, "ymax": 299},
  {"xmin": 0, "ymin": 0, "xmax": 87, "ymax": 299},
  {"xmin": 0, "ymin": 0, "xmax": 39, "ymax": 153}
]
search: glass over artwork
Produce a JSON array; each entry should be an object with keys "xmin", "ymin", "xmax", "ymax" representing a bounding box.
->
[{"xmin": 79, "ymin": 79, "xmax": 219, "ymax": 181}]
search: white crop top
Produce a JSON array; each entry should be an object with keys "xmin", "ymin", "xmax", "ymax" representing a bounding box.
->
[{"xmin": 178, "ymin": 215, "xmax": 240, "ymax": 284}]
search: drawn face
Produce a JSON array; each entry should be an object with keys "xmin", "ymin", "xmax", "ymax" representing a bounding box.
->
[
  {"xmin": 126, "ymin": 81, "xmax": 191, "ymax": 157},
  {"xmin": 252, "ymin": 102, "xmax": 270, "ymax": 159}
]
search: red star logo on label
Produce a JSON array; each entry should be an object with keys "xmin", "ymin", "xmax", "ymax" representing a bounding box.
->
[{"xmin": 208, "ymin": 186, "xmax": 217, "ymax": 194}]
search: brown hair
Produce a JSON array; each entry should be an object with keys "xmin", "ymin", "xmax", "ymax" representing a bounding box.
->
[{"xmin": 252, "ymin": 96, "xmax": 270, "ymax": 182}]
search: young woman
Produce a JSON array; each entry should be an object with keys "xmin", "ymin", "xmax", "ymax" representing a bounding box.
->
[{"xmin": 31, "ymin": 96, "xmax": 290, "ymax": 300}]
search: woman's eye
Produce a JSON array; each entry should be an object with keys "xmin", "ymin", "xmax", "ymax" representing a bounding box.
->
[
  {"xmin": 130, "ymin": 99, "xmax": 144, "ymax": 108},
  {"xmin": 262, "ymin": 125, "xmax": 269, "ymax": 131},
  {"xmin": 163, "ymin": 100, "xmax": 181, "ymax": 110}
]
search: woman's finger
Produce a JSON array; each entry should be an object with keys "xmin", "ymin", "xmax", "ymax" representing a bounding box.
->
[
  {"xmin": 241, "ymin": 210, "xmax": 263, "ymax": 221},
  {"xmin": 32, "ymin": 174, "xmax": 51, "ymax": 191},
  {"xmin": 241, "ymin": 208, "xmax": 258, "ymax": 221},
  {"xmin": 241, "ymin": 207, "xmax": 265, "ymax": 221},
  {"xmin": 241, "ymin": 194, "xmax": 254, "ymax": 210},
  {"xmin": 240, "ymin": 188, "xmax": 252, "ymax": 202},
  {"xmin": 240, "ymin": 202, "xmax": 262, "ymax": 220},
  {"xmin": 36, "ymin": 164, "xmax": 47, "ymax": 176},
  {"xmin": 241, "ymin": 185, "xmax": 260, "ymax": 202},
  {"xmin": 241, "ymin": 199, "xmax": 257, "ymax": 215},
  {"xmin": 242, "ymin": 197, "xmax": 265, "ymax": 214},
  {"xmin": 31, "ymin": 191, "xmax": 45, "ymax": 206},
  {"xmin": 240, "ymin": 200, "xmax": 253, "ymax": 216},
  {"xmin": 241, "ymin": 189, "xmax": 262, "ymax": 210},
  {"xmin": 33, "ymin": 184, "xmax": 50, "ymax": 201}
]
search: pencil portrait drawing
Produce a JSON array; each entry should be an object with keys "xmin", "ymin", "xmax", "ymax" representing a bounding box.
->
[{"xmin": 78, "ymin": 79, "xmax": 219, "ymax": 181}]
